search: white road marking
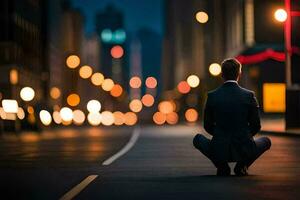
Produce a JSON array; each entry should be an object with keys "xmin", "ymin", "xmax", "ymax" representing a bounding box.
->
[
  {"xmin": 60, "ymin": 127, "xmax": 140, "ymax": 199},
  {"xmin": 59, "ymin": 175, "xmax": 98, "ymax": 200},
  {"xmin": 102, "ymin": 126, "xmax": 141, "ymax": 165}
]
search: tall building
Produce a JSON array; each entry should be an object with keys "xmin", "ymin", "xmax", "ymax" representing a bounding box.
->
[
  {"xmin": 135, "ymin": 28, "xmax": 162, "ymax": 96},
  {"xmin": 44, "ymin": 0, "xmax": 85, "ymax": 109},
  {"xmin": 0, "ymin": 0, "xmax": 47, "ymax": 104},
  {"xmin": 162, "ymin": 0, "xmax": 247, "ymax": 92},
  {"xmin": 60, "ymin": 1, "xmax": 84, "ymax": 105},
  {"xmin": 95, "ymin": 4, "xmax": 128, "ymax": 85}
]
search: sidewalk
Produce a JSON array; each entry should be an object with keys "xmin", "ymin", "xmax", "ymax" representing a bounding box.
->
[{"xmin": 261, "ymin": 117, "xmax": 300, "ymax": 136}]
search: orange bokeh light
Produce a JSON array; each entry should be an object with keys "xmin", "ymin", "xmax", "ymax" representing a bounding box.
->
[
  {"xmin": 111, "ymin": 45, "xmax": 124, "ymax": 59},
  {"xmin": 79, "ymin": 65, "xmax": 93, "ymax": 79},
  {"xmin": 185, "ymin": 108, "xmax": 198, "ymax": 122},
  {"xmin": 66, "ymin": 55, "xmax": 80, "ymax": 69},
  {"xmin": 166, "ymin": 112, "xmax": 178, "ymax": 125},
  {"xmin": 158, "ymin": 101, "xmax": 175, "ymax": 114},
  {"xmin": 124, "ymin": 112, "xmax": 138, "ymax": 126},
  {"xmin": 177, "ymin": 81, "xmax": 191, "ymax": 94},
  {"xmin": 102, "ymin": 79, "xmax": 114, "ymax": 91},
  {"xmin": 67, "ymin": 93, "xmax": 80, "ymax": 107},
  {"xmin": 110, "ymin": 84, "xmax": 123, "ymax": 97},
  {"xmin": 91, "ymin": 73, "xmax": 104, "ymax": 86},
  {"xmin": 141, "ymin": 94, "xmax": 155, "ymax": 107},
  {"xmin": 113, "ymin": 111, "xmax": 125, "ymax": 125},
  {"xmin": 129, "ymin": 99, "xmax": 143, "ymax": 113},
  {"xmin": 129, "ymin": 76, "xmax": 142, "ymax": 88},
  {"xmin": 153, "ymin": 112, "xmax": 166, "ymax": 125},
  {"xmin": 145, "ymin": 77, "xmax": 157, "ymax": 88}
]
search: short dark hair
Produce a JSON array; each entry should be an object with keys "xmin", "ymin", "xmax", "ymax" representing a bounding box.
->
[{"xmin": 221, "ymin": 58, "xmax": 242, "ymax": 80}]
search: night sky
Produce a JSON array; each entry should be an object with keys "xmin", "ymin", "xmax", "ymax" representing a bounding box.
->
[{"xmin": 71, "ymin": 0, "xmax": 163, "ymax": 35}]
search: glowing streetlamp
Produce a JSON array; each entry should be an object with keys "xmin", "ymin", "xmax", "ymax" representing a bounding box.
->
[{"xmin": 274, "ymin": 9, "xmax": 287, "ymax": 22}]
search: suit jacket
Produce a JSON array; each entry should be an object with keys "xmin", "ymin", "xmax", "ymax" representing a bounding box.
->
[{"xmin": 204, "ymin": 81, "xmax": 261, "ymax": 162}]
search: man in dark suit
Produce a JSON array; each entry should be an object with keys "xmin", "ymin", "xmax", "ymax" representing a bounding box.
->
[{"xmin": 193, "ymin": 58, "xmax": 271, "ymax": 176}]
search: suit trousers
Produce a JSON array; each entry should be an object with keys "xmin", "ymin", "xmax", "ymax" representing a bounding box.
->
[{"xmin": 193, "ymin": 134, "xmax": 271, "ymax": 168}]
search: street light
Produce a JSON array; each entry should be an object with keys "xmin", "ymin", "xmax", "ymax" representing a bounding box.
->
[
  {"xmin": 273, "ymin": 1, "xmax": 300, "ymax": 129},
  {"xmin": 274, "ymin": 7, "xmax": 291, "ymax": 88},
  {"xmin": 274, "ymin": 9, "xmax": 288, "ymax": 22}
]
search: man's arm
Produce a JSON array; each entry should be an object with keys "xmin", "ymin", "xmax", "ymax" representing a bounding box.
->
[
  {"xmin": 248, "ymin": 92, "xmax": 261, "ymax": 136},
  {"xmin": 203, "ymin": 93, "xmax": 215, "ymax": 136}
]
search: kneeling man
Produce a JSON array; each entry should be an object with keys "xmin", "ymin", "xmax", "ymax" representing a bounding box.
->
[{"xmin": 193, "ymin": 58, "xmax": 271, "ymax": 176}]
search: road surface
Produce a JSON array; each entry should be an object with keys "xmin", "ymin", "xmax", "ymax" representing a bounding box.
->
[{"xmin": 0, "ymin": 125, "xmax": 299, "ymax": 200}]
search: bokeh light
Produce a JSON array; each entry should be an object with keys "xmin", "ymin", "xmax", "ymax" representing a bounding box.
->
[
  {"xmin": 66, "ymin": 55, "xmax": 80, "ymax": 69},
  {"xmin": 87, "ymin": 112, "xmax": 102, "ymax": 126},
  {"xmin": 129, "ymin": 76, "xmax": 142, "ymax": 88},
  {"xmin": 2, "ymin": 99, "xmax": 18, "ymax": 113},
  {"xmin": 195, "ymin": 11, "xmax": 209, "ymax": 23},
  {"xmin": 129, "ymin": 99, "xmax": 143, "ymax": 113},
  {"xmin": 101, "ymin": 111, "xmax": 114, "ymax": 126},
  {"xmin": 153, "ymin": 112, "xmax": 166, "ymax": 125},
  {"xmin": 27, "ymin": 106, "xmax": 34, "ymax": 114},
  {"xmin": 10, "ymin": 69, "xmax": 18, "ymax": 85},
  {"xmin": 39, "ymin": 110, "xmax": 52, "ymax": 126},
  {"xmin": 79, "ymin": 65, "xmax": 93, "ymax": 79},
  {"xmin": 60, "ymin": 107, "xmax": 73, "ymax": 122},
  {"xmin": 0, "ymin": 107, "xmax": 6, "ymax": 119},
  {"xmin": 87, "ymin": 100, "xmax": 101, "ymax": 113},
  {"xmin": 17, "ymin": 107, "xmax": 25, "ymax": 120},
  {"xmin": 114, "ymin": 29, "xmax": 126, "ymax": 43},
  {"xmin": 209, "ymin": 63, "xmax": 222, "ymax": 76},
  {"xmin": 102, "ymin": 79, "xmax": 114, "ymax": 91},
  {"xmin": 187, "ymin": 75, "xmax": 200, "ymax": 88},
  {"xmin": 101, "ymin": 29, "xmax": 112, "ymax": 42},
  {"xmin": 91, "ymin": 73, "xmax": 104, "ymax": 86},
  {"xmin": 141, "ymin": 94, "xmax": 155, "ymax": 107},
  {"xmin": 166, "ymin": 112, "xmax": 178, "ymax": 125},
  {"xmin": 113, "ymin": 111, "xmax": 125, "ymax": 125},
  {"xmin": 145, "ymin": 77, "xmax": 157, "ymax": 88},
  {"xmin": 73, "ymin": 110, "xmax": 85, "ymax": 125},
  {"xmin": 124, "ymin": 112, "xmax": 138, "ymax": 126},
  {"xmin": 158, "ymin": 101, "xmax": 175, "ymax": 114},
  {"xmin": 53, "ymin": 111, "xmax": 62, "ymax": 124},
  {"xmin": 185, "ymin": 108, "xmax": 198, "ymax": 122},
  {"xmin": 177, "ymin": 81, "xmax": 191, "ymax": 94},
  {"xmin": 67, "ymin": 93, "xmax": 80, "ymax": 107},
  {"xmin": 20, "ymin": 87, "xmax": 35, "ymax": 101},
  {"xmin": 111, "ymin": 45, "xmax": 124, "ymax": 59},
  {"xmin": 110, "ymin": 84, "xmax": 123, "ymax": 97},
  {"xmin": 274, "ymin": 9, "xmax": 287, "ymax": 22},
  {"xmin": 50, "ymin": 87, "xmax": 61, "ymax": 99}
]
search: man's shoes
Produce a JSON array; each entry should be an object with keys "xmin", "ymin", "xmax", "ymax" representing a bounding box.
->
[
  {"xmin": 216, "ymin": 165, "xmax": 231, "ymax": 176},
  {"xmin": 234, "ymin": 163, "xmax": 248, "ymax": 176}
]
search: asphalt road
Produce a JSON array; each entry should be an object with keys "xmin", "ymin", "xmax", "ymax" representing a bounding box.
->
[{"xmin": 0, "ymin": 125, "xmax": 300, "ymax": 200}]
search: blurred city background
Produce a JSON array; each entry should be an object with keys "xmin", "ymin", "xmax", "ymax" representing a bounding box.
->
[
  {"xmin": 1, "ymin": 0, "xmax": 300, "ymax": 199},
  {"xmin": 0, "ymin": 0, "xmax": 299, "ymax": 132}
]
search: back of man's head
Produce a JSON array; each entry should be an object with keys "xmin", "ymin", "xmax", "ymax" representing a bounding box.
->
[{"xmin": 221, "ymin": 58, "xmax": 242, "ymax": 81}]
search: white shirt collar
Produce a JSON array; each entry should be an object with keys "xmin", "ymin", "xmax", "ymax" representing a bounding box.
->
[{"xmin": 224, "ymin": 80, "xmax": 238, "ymax": 84}]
